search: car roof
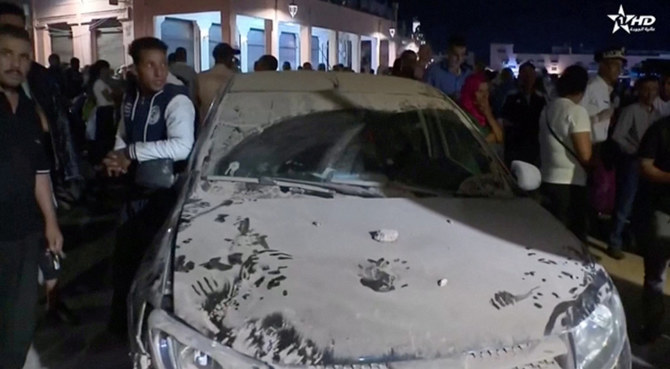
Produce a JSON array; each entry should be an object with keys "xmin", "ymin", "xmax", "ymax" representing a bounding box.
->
[{"xmin": 226, "ymin": 71, "xmax": 448, "ymax": 99}]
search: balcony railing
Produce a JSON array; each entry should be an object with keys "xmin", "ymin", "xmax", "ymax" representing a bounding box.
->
[{"xmin": 320, "ymin": 0, "xmax": 395, "ymax": 20}]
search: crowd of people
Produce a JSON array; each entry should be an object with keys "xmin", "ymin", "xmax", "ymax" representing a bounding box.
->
[
  {"xmin": 2, "ymin": 0, "xmax": 670, "ymax": 365},
  {"xmin": 412, "ymin": 37, "xmax": 670, "ymax": 344}
]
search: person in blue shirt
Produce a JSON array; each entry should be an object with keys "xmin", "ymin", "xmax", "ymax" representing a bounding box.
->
[{"xmin": 424, "ymin": 36, "xmax": 471, "ymax": 101}]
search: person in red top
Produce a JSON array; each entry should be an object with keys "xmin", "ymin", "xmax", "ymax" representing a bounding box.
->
[{"xmin": 460, "ymin": 73, "xmax": 504, "ymax": 144}]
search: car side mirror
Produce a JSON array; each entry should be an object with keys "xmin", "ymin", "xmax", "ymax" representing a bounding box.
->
[{"xmin": 510, "ymin": 161, "xmax": 541, "ymax": 192}]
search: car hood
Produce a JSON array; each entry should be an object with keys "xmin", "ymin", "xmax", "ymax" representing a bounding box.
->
[{"xmin": 172, "ymin": 182, "xmax": 612, "ymax": 366}]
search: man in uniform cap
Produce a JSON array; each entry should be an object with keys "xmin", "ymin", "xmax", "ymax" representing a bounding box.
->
[
  {"xmin": 580, "ymin": 47, "xmax": 626, "ymax": 144},
  {"xmin": 580, "ymin": 47, "xmax": 626, "ymax": 258}
]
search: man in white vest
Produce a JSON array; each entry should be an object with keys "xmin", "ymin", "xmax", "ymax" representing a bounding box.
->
[{"xmin": 580, "ymin": 47, "xmax": 626, "ymax": 143}]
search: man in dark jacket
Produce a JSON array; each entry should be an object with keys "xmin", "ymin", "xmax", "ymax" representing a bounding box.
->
[
  {"xmin": 103, "ymin": 37, "xmax": 195, "ymax": 338},
  {"xmin": 501, "ymin": 62, "xmax": 546, "ymax": 167},
  {"xmin": 634, "ymin": 117, "xmax": 670, "ymax": 343}
]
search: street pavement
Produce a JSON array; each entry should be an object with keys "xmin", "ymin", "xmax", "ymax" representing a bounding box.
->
[
  {"xmin": 24, "ymin": 206, "xmax": 133, "ymax": 369},
  {"xmin": 21, "ymin": 208, "xmax": 670, "ymax": 369}
]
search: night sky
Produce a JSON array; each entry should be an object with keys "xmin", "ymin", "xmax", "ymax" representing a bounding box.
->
[{"xmin": 397, "ymin": 0, "xmax": 670, "ymax": 62}]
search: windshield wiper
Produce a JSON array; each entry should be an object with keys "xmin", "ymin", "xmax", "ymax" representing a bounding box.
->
[
  {"xmin": 258, "ymin": 177, "xmax": 335, "ymax": 198},
  {"xmin": 205, "ymin": 175, "xmax": 381, "ymax": 198},
  {"xmin": 332, "ymin": 178, "xmax": 445, "ymax": 198},
  {"xmin": 262, "ymin": 177, "xmax": 383, "ymax": 198},
  {"xmin": 204, "ymin": 175, "xmax": 334, "ymax": 198}
]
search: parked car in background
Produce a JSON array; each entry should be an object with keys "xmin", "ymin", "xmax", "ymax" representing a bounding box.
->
[{"xmin": 129, "ymin": 72, "xmax": 631, "ymax": 369}]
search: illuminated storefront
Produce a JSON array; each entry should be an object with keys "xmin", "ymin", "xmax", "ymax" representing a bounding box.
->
[{"xmin": 31, "ymin": 0, "xmax": 399, "ymax": 73}]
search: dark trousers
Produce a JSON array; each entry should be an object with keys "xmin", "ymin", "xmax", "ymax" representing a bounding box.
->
[
  {"xmin": 0, "ymin": 233, "xmax": 42, "ymax": 369},
  {"xmin": 609, "ymin": 155, "xmax": 640, "ymax": 249},
  {"xmin": 634, "ymin": 198, "xmax": 670, "ymax": 334},
  {"xmin": 541, "ymin": 183, "xmax": 588, "ymax": 242},
  {"xmin": 109, "ymin": 190, "xmax": 175, "ymax": 336},
  {"xmin": 90, "ymin": 106, "xmax": 115, "ymax": 165}
]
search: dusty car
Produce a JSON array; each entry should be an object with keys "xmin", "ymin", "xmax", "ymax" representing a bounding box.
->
[{"xmin": 128, "ymin": 72, "xmax": 631, "ymax": 369}]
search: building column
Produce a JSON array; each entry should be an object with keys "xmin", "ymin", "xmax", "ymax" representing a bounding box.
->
[
  {"xmin": 237, "ymin": 21, "xmax": 250, "ymax": 72},
  {"xmin": 154, "ymin": 16, "xmax": 165, "ymax": 40},
  {"xmin": 70, "ymin": 24, "xmax": 93, "ymax": 66},
  {"xmin": 351, "ymin": 34, "xmax": 361, "ymax": 72},
  {"xmin": 328, "ymin": 30, "xmax": 337, "ymax": 69},
  {"xmin": 389, "ymin": 40, "xmax": 397, "ymax": 67},
  {"xmin": 268, "ymin": 19, "xmax": 279, "ymax": 59},
  {"xmin": 221, "ymin": 0, "xmax": 233, "ymax": 45},
  {"xmin": 300, "ymin": 24, "xmax": 311, "ymax": 66},
  {"xmin": 196, "ymin": 19, "xmax": 214, "ymax": 72},
  {"xmin": 371, "ymin": 37, "xmax": 380, "ymax": 73},
  {"xmin": 34, "ymin": 26, "xmax": 51, "ymax": 66},
  {"xmin": 132, "ymin": 0, "xmax": 151, "ymax": 39},
  {"xmin": 227, "ymin": 13, "xmax": 237, "ymax": 47},
  {"xmin": 121, "ymin": 19, "xmax": 134, "ymax": 66}
]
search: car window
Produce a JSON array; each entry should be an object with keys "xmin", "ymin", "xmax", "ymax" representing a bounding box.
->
[{"xmin": 210, "ymin": 109, "xmax": 510, "ymax": 196}]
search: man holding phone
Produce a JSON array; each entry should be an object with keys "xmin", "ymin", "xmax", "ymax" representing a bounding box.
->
[{"xmin": 0, "ymin": 25, "xmax": 63, "ymax": 369}]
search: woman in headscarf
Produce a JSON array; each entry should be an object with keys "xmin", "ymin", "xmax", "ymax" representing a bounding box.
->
[{"xmin": 460, "ymin": 73, "xmax": 504, "ymax": 144}]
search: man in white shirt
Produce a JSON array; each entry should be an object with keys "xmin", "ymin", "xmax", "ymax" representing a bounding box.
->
[
  {"xmin": 652, "ymin": 74, "xmax": 670, "ymax": 118},
  {"xmin": 580, "ymin": 47, "xmax": 625, "ymax": 143},
  {"xmin": 169, "ymin": 47, "xmax": 198, "ymax": 100},
  {"xmin": 539, "ymin": 65, "xmax": 592, "ymax": 242}
]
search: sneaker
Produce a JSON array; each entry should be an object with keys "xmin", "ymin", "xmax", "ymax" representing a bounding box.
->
[{"xmin": 606, "ymin": 247, "xmax": 625, "ymax": 260}]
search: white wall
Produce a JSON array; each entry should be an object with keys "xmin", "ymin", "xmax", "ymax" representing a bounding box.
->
[{"xmin": 33, "ymin": 0, "xmax": 130, "ymax": 25}]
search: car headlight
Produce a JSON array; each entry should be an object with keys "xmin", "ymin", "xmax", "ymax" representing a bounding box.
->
[
  {"xmin": 153, "ymin": 331, "xmax": 222, "ymax": 369},
  {"xmin": 570, "ymin": 292, "xmax": 630, "ymax": 369},
  {"xmin": 147, "ymin": 309, "xmax": 270, "ymax": 369}
]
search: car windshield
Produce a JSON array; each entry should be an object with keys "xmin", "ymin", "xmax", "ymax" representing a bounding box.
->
[{"xmin": 205, "ymin": 108, "xmax": 513, "ymax": 197}]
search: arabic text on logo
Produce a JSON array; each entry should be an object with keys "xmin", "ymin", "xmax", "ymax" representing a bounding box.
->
[{"xmin": 607, "ymin": 5, "xmax": 656, "ymax": 34}]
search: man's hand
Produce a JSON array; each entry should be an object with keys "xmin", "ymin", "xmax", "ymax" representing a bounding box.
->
[
  {"xmin": 103, "ymin": 149, "xmax": 132, "ymax": 177},
  {"xmin": 45, "ymin": 221, "xmax": 64, "ymax": 256},
  {"xmin": 641, "ymin": 158, "xmax": 670, "ymax": 184}
]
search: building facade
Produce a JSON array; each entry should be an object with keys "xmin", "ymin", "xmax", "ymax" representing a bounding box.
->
[
  {"xmin": 31, "ymin": 0, "xmax": 399, "ymax": 73},
  {"xmin": 490, "ymin": 43, "xmax": 670, "ymax": 77}
]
